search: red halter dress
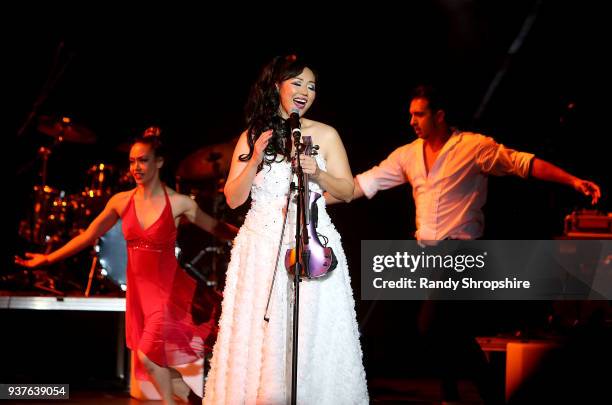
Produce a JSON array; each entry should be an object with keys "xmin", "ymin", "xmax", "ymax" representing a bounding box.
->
[{"xmin": 122, "ymin": 188, "xmax": 219, "ymax": 379}]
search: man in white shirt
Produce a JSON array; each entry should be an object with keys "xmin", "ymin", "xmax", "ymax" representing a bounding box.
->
[
  {"xmin": 325, "ymin": 84, "xmax": 601, "ymax": 405},
  {"xmin": 326, "ymin": 85, "xmax": 600, "ymax": 240}
]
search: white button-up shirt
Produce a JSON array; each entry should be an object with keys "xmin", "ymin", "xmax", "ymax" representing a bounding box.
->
[{"xmin": 356, "ymin": 131, "xmax": 534, "ymax": 240}]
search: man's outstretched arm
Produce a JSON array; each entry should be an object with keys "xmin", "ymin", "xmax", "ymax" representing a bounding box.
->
[{"xmin": 530, "ymin": 158, "xmax": 601, "ymax": 204}]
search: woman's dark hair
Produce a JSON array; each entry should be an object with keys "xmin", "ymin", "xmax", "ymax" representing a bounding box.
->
[
  {"xmin": 130, "ymin": 126, "xmax": 165, "ymax": 159},
  {"xmin": 241, "ymin": 55, "xmax": 316, "ymax": 171}
]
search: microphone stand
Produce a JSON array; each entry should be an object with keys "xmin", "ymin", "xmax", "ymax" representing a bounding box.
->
[{"xmin": 290, "ymin": 128, "xmax": 305, "ymax": 405}]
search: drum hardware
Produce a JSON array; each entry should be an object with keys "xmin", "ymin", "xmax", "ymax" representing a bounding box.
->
[
  {"xmin": 179, "ymin": 245, "xmax": 228, "ymax": 287},
  {"xmin": 30, "ymin": 143, "xmax": 58, "ymax": 246},
  {"xmin": 84, "ymin": 163, "xmax": 116, "ymax": 197},
  {"xmin": 85, "ymin": 255, "xmax": 98, "ymax": 297}
]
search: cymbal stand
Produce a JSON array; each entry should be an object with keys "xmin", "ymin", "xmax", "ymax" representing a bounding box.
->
[{"xmin": 31, "ymin": 142, "xmax": 57, "ymax": 246}]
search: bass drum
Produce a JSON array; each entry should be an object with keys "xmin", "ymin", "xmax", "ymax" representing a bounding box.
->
[{"xmin": 96, "ymin": 220, "xmax": 128, "ymax": 290}]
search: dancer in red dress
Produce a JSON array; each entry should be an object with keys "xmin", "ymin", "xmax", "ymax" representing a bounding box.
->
[{"xmin": 17, "ymin": 132, "xmax": 238, "ymax": 404}]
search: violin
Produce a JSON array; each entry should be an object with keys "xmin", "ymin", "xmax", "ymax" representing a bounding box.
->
[{"xmin": 285, "ymin": 136, "xmax": 337, "ymax": 278}]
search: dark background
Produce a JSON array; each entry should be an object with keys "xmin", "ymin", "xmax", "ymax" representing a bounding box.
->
[{"xmin": 8, "ymin": 1, "xmax": 611, "ymax": 381}]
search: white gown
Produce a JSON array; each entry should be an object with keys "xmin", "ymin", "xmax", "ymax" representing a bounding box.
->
[{"xmin": 203, "ymin": 155, "xmax": 369, "ymax": 405}]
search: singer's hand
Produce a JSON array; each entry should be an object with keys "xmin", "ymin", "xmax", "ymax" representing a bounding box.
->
[
  {"xmin": 253, "ymin": 130, "xmax": 273, "ymax": 163},
  {"xmin": 299, "ymin": 155, "xmax": 321, "ymax": 179}
]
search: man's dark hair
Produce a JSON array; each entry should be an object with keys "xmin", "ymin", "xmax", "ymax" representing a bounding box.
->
[{"xmin": 411, "ymin": 84, "xmax": 450, "ymax": 115}]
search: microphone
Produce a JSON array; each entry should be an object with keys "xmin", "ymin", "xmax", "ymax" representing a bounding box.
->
[{"xmin": 288, "ymin": 109, "xmax": 301, "ymax": 138}]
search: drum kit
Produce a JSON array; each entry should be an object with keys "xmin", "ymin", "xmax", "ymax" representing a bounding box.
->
[
  {"xmin": 15, "ymin": 116, "xmax": 239, "ymax": 296},
  {"xmin": 18, "ymin": 116, "xmax": 113, "ymax": 247}
]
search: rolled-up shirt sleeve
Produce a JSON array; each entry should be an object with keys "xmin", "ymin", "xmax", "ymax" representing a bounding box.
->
[
  {"xmin": 476, "ymin": 136, "xmax": 535, "ymax": 178},
  {"xmin": 356, "ymin": 146, "xmax": 408, "ymax": 199}
]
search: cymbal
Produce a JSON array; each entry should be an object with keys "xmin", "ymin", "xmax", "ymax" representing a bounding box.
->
[
  {"xmin": 37, "ymin": 115, "xmax": 96, "ymax": 144},
  {"xmin": 176, "ymin": 138, "xmax": 237, "ymax": 181}
]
